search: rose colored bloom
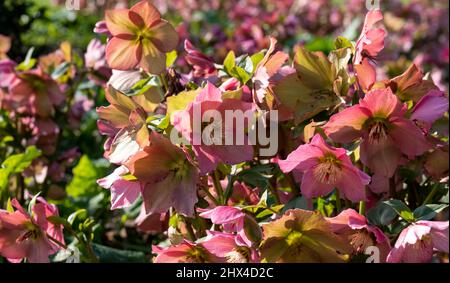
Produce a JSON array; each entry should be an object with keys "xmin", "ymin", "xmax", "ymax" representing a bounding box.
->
[
  {"xmin": 278, "ymin": 134, "xmax": 370, "ymax": 202},
  {"xmin": 327, "ymin": 209, "xmax": 391, "ymax": 262},
  {"xmin": 97, "ymin": 86, "xmax": 149, "ymax": 164},
  {"xmin": 152, "ymin": 240, "xmax": 222, "ymax": 263},
  {"xmin": 104, "ymin": 0, "xmax": 179, "ymax": 74},
  {"xmin": 202, "ymin": 232, "xmax": 259, "ymax": 263},
  {"xmin": 184, "ymin": 39, "xmax": 217, "ymax": 78},
  {"xmin": 8, "ymin": 69, "xmax": 65, "ymax": 118},
  {"xmin": 387, "ymin": 221, "xmax": 448, "ymax": 263},
  {"xmin": 0, "ymin": 198, "xmax": 64, "ymax": 263},
  {"xmin": 324, "ymin": 88, "xmax": 431, "ymax": 177},
  {"xmin": 28, "ymin": 118, "xmax": 60, "ymax": 155},
  {"xmin": 97, "ymin": 165, "xmax": 141, "ymax": 210},
  {"xmin": 172, "ymin": 82, "xmax": 256, "ymax": 174},
  {"xmin": 125, "ymin": 132, "xmax": 199, "ymax": 216},
  {"xmin": 199, "ymin": 206, "xmax": 261, "ymax": 246}
]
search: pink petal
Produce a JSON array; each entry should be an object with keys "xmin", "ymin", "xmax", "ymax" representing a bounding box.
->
[
  {"xmin": 109, "ymin": 179, "xmax": 141, "ymax": 210},
  {"xmin": 105, "ymin": 9, "xmax": 139, "ymax": 36},
  {"xmin": 106, "ymin": 37, "xmax": 141, "ymax": 71},
  {"xmin": 150, "ymin": 20, "xmax": 179, "ymax": 52},
  {"xmin": 199, "ymin": 206, "xmax": 245, "ymax": 224},
  {"xmin": 278, "ymin": 143, "xmax": 321, "ymax": 173},
  {"xmin": 300, "ymin": 169, "xmax": 335, "ymax": 199},
  {"xmin": 336, "ymin": 164, "xmax": 369, "ymax": 202},
  {"xmin": 360, "ymin": 135, "xmax": 401, "ymax": 177},
  {"xmin": 324, "ymin": 105, "xmax": 370, "ymax": 143},
  {"xmin": 360, "ymin": 88, "xmax": 403, "ymax": 118},
  {"xmin": 129, "ymin": 0, "xmax": 161, "ymax": 27},
  {"xmin": 411, "ymin": 90, "xmax": 449, "ymax": 125},
  {"xmin": 389, "ymin": 117, "xmax": 431, "ymax": 158},
  {"xmin": 355, "ymin": 58, "xmax": 376, "ymax": 91}
]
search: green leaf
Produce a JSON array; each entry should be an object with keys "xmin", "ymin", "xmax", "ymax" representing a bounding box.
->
[
  {"xmin": 92, "ymin": 243, "xmax": 146, "ymax": 263},
  {"xmin": 68, "ymin": 209, "xmax": 88, "ymax": 225},
  {"xmin": 367, "ymin": 201, "xmax": 398, "ymax": 226},
  {"xmin": 383, "ymin": 199, "xmax": 414, "ymax": 222},
  {"xmin": 230, "ymin": 66, "xmax": 251, "ymax": 84},
  {"xmin": 28, "ymin": 192, "xmax": 42, "ymax": 214},
  {"xmin": 413, "ymin": 204, "xmax": 449, "ymax": 221},
  {"xmin": 223, "ymin": 51, "xmax": 236, "ymax": 74},
  {"xmin": 166, "ymin": 50, "xmax": 178, "ymax": 67},
  {"xmin": 6, "ymin": 198, "xmax": 14, "ymax": 213},
  {"xmin": 250, "ymin": 52, "xmax": 264, "ymax": 70},
  {"xmin": 282, "ymin": 196, "xmax": 308, "ymax": 213},
  {"xmin": 66, "ymin": 156, "xmax": 102, "ymax": 198},
  {"xmin": 47, "ymin": 215, "xmax": 72, "ymax": 230}
]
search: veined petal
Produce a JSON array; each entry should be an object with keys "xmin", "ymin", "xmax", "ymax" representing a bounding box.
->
[
  {"xmin": 105, "ymin": 9, "xmax": 139, "ymax": 36},
  {"xmin": 106, "ymin": 37, "xmax": 141, "ymax": 70},
  {"xmin": 130, "ymin": 0, "xmax": 161, "ymax": 27},
  {"xmin": 278, "ymin": 144, "xmax": 321, "ymax": 173},
  {"xmin": 389, "ymin": 117, "xmax": 431, "ymax": 158},
  {"xmin": 300, "ymin": 170, "xmax": 335, "ymax": 199},
  {"xmin": 139, "ymin": 41, "xmax": 166, "ymax": 74},
  {"xmin": 150, "ymin": 20, "xmax": 179, "ymax": 52},
  {"xmin": 360, "ymin": 88, "xmax": 403, "ymax": 118},
  {"xmin": 324, "ymin": 105, "xmax": 369, "ymax": 143}
]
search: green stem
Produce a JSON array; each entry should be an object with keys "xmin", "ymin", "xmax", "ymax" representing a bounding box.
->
[
  {"xmin": 423, "ymin": 184, "xmax": 439, "ymax": 205},
  {"xmin": 359, "ymin": 200, "xmax": 366, "ymax": 216}
]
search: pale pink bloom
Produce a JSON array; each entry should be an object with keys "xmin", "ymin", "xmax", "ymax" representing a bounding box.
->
[
  {"xmin": 0, "ymin": 198, "xmax": 64, "ymax": 263},
  {"xmin": 8, "ymin": 69, "xmax": 65, "ymax": 118},
  {"xmin": 172, "ymin": 82, "xmax": 256, "ymax": 174},
  {"xmin": 104, "ymin": 0, "xmax": 179, "ymax": 74},
  {"xmin": 327, "ymin": 209, "xmax": 391, "ymax": 262},
  {"xmin": 278, "ymin": 134, "xmax": 370, "ymax": 202},
  {"xmin": 93, "ymin": 21, "xmax": 111, "ymax": 36},
  {"xmin": 202, "ymin": 232, "xmax": 259, "ymax": 263},
  {"xmin": 324, "ymin": 88, "xmax": 431, "ymax": 177},
  {"xmin": 97, "ymin": 165, "xmax": 141, "ymax": 210},
  {"xmin": 387, "ymin": 221, "xmax": 448, "ymax": 263},
  {"xmin": 125, "ymin": 132, "xmax": 199, "ymax": 216},
  {"xmin": 199, "ymin": 206, "xmax": 260, "ymax": 246},
  {"xmin": 152, "ymin": 240, "xmax": 222, "ymax": 263},
  {"xmin": 85, "ymin": 38, "xmax": 111, "ymax": 83},
  {"xmin": 108, "ymin": 69, "xmax": 143, "ymax": 93},
  {"xmin": 0, "ymin": 59, "xmax": 16, "ymax": 88}
]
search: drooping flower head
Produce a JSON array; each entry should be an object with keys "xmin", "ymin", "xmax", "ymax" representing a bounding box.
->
[
  {"xmin": 125, "ymin": 132, "xmax": 199, "ymax": 216},
  {"xmin": 152, "ymin": 240, "xmax": 222, "ymax": 263},
  {"xmin": 172, "ymin": 82, "xmax": 256, "ymax": 174},
  {"xmin": 387, "ymin": 220, "xmax": 448, "ymax": 263},
  {"xmin": 0, "ymin": 198, "xmax": 64, "ymax": 263},
  {"xmin": 201, "ymin": 231, "xmax": 259, "ymax": 263},
  {"xmin": 278, "ymin": 134, "xmax": 370, "ymax": 202},
  {"xmin": 327, "ymin": 208, "xmax": 391, "ymax": 262},
  {"xmin": 324, "ymin": 88, "xmax": 431, "ymax": 177},
  {"xmin": 105, "ymin": 0, "xmax": 179, "ymax": 74}
]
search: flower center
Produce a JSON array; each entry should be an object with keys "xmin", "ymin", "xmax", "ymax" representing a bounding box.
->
[
  {"xmin": 16, "ymin": 223, "xmax": 41, "ymax": 244},
  {"xmin": 313, "ymin": 154, "xmax": 342, "ymax": 185},
  {"xmin": 225, "ymin": 247, "xmax": 251, "ymax": 263},
  {"xmin": 186, "ymin": 246, "xmax": 209, "ymax": 263},
  {"xmin": 366, "ymin": 118, "xmax": 389, "ymax": 143},
  {"xmin": 169, "ymin": 158, "xmax": 191, "ymax": 180},
  {"xmin": 348, "ymin": 229, "xmax": 375, "ymax": 254}
]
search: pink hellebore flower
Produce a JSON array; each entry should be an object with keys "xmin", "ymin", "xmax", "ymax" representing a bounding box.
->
[
  {"xmin": 387, "ymin": 221, "xmax": 449, "ymax": 263},
  {"xmin": 324, "ymin": 88, "xmax": 431, "ymax": 177},
  {"xmin": 125, "ymin": 132, "xmax": 199, "ymax": 216},
  {"xmin": 9, "ymin": 69, "xmax": 65, "ymax": 118},
  {"xmin": 85, "ymin": 38, "xmax": 111, "ymax": 83},
  {"xmin": 327, "ymin": 209, "xmax": 391, "ymax": 262},
  {"xmin": 152, "ymin": 240, "xmax": 222, "ymax": 263},
  {"xmin": 0, "ymin": 198, "xmax": 64, "ymax": 263},
  {"xmin": 202, "ymin": 232, "xmax": 259, "ymax": 263},
  {"xmin": 278, "ymin": 134, "xmax": 370, "ymax": 202},
  {"xmin": 199, "ymin": 206, "xmax": 261, "ymax": 246},
  {"xmin": 105, "ymin": 0, "xmax": 179, "ymax": 74},
  {"xmin": 172, "ymin": 82, "xmax": 256, "ymax": 174}
]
